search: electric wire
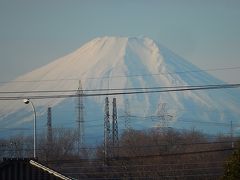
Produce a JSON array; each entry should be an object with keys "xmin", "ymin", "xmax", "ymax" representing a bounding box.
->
[
  {"xmin": 0, "ymin": 66, "xmax": 240, "ymax": 84},
  {"xmin": 0, "ymin": 83, "xmax": 240, "ymax": 100},
  {"xmin": 1, "ymin": 140, "xmax": 238, "ymax": 152},
  {"xmin": 61, "ymin": 166, "xmax": 224, "ymax": 176},
  {"xmin": 61, "ymin": 174, "xmax": 222, "ymax": 180},
  {"xmin": 0, "ymin": 83, "xmax": 239, "ymax": 94},
  {"xmin": 49, "ymin": 160, "xmax": 229, "ymax": 170}
]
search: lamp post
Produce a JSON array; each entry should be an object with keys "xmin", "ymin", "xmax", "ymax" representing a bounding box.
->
[{"xmin": 23, "ymin": 99, "xmax": 36, "ymax": 158}]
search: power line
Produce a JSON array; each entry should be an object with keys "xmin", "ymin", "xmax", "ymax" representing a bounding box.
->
[
  {"xmin": 0, "ymin": 147, "xmax": 235, "ymax": 161},
  {"xmin": 39, "ymin": 159, "xmax": 229, "ymax": 166},
  {"xmin": 0, "ymin": 83, "xmax": 238, "ymax": 94},
  {"xmin": 1, "ymin": 66, "xmax": 240, "ymax": 84},
  {"xmin": 122, "ymin": 115, "xmax": 239, "ymax": 126},
  {"xmin": 0, "ymin": 83, "xmax": 240, "ymax": 100},
  {"xmin": 51, "ymin": 161, "xmax": 228, "ymax": 169},
  {"xmin": 1, "ymin": 140, "xmax": 237, "ymax": 152},
  {"xmin": 61, "ymin": 174, "xmax": 222, "ymax": 179},
  {"xmin": 114, "ymin": 148, "xmax": 235, "ymax": 160},
  {"xmin": 2, "ymin": 114, "xmax": 239, "ymax": 131},
  {"xmin": 61, "ymin": 167, "xmax": 224, "ymax": 176}
]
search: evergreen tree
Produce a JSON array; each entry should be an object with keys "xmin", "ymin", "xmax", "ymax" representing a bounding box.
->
[{"xmin": 223, "ymin": 143, "xmax": 240, "ymax": 179}]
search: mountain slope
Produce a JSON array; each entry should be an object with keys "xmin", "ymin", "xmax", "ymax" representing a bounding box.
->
[{"xmin": 0, "ymin": 36, "xmax": 240, "ymax": 135}]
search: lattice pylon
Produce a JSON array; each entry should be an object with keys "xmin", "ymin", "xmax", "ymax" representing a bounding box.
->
[
  {"xmin": 112, "ymin": 98, "xmax": 119, "ymax": 157},
  {"xmin": 104, "ymin": 97, "xmax": 111, "ymax": 161},
  {"xmin": 76, "ymin": 80, "xmax": 85, "ymax": 155}
]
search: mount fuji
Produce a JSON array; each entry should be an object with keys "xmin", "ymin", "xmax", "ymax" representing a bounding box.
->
[{"xmin": 0, "ymin": 36, "xmax": 240, "ymax": 139}]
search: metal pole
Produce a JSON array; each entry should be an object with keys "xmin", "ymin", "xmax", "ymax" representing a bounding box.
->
[{"xmin": 29, "ymin": 101, "xmax": 36, "ymax": 158}]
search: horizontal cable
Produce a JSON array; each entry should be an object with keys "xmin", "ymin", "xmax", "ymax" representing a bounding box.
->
[
  {"xmin": 113, "ymin": 148, "xmax": 234, "ymax": 160},
  {"xmin": 62, "ymin": 167, "xmax": 224, "ymax": 175},
  {"xmin": 70, "ymin": 173, "xmax": 222, "ymax": 179},
  {"xmin": 0, "ymin": 84, "xmax": 237, "ymax": 94},
  {"xmin": 56, "ymin": 161, "xmax": 228, "ymax": 170},
  {"xmin": 1, "ymin": 66, "xmax": 240, "ymax": 84},
  {"xmin": 0, "ymin": 83, "xmax": 240, "ymax": 100}
]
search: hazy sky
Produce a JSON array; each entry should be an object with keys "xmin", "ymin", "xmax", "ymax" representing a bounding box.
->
[{"xmin": 0, "ymin": 0, "xmax": 240, "ymax": 83}]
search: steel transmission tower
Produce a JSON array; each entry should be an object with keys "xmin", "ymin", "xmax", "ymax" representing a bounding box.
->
[
  {"xmin": 230, "ymin": 120, "xmax": 234, "ymax": 148},
  {"xmin": 104, "ymin": 97, "xmax": 111, "ymax": 161},
  {"xmin": 124, "ymin": 98, "xmax": 131, "ymax": 130},
  {"xmin": 76, "ymin": 80, "xmax": 85, "ymax": 154},
  {"xmin": 104, "ymin": 97, "xmax": 119, "ymax": 160},
  {"xmin": 47, "ymin": 107, "xmax": 52, "ymax": 144},
  {"xmin": 112, "ymin": 98, "xmax": 119, "ymax": 156},
  {"xmin": 157, "ymin": 103, "xmax": 173, "ymax": 129}
]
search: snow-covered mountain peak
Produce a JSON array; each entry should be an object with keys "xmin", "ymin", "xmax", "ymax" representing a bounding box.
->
[{"xmin": 0, "ymin": 36, "xmax": 240, "ymax": 134}]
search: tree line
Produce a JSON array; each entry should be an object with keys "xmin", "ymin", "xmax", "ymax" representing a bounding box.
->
[{"xmin": 0, "ymin": 127, "xmax": 239, "ymax": 179}]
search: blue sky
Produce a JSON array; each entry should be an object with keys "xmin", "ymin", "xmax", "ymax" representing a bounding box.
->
[{"xmin": 0, "ymin": 0, "xmax": 240, "ymax": 83}]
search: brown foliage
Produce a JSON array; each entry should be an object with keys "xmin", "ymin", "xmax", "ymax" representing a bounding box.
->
[{"xmin": 0, "ymin": 127, "xmax": 237, "ymax": 179}]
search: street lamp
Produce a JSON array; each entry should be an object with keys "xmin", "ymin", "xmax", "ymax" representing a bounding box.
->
[{"xmin": 23, "ymin": 99, "xmax": 36, "ymax": 158}]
